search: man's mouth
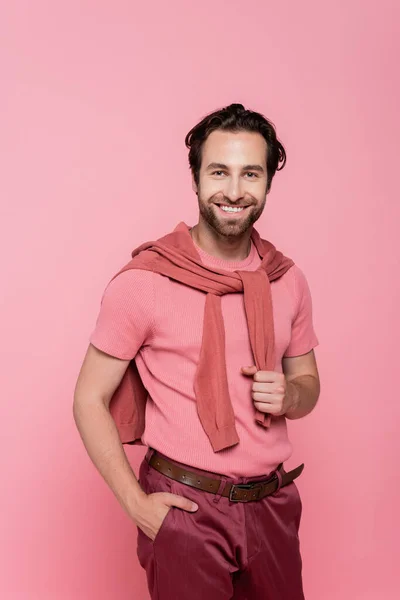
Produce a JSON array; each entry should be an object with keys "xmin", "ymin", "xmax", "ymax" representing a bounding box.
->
[{"xmin": 215, "ymin": 203, "xmax": 250, "ymax": 214}]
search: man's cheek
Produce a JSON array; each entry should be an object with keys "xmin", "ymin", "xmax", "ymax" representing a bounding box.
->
[{"xmin": 200, "ymin": 180, "xmax": 224, "ymax": 199}]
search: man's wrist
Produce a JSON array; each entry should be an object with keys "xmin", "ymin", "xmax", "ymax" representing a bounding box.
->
[
  {"xmin": 127, "ymin": 488, "xmax": 148, "ymax": 518},
  {"xmin": 119, "ymin": 476, "xmax": 147, "ymax": 510}
]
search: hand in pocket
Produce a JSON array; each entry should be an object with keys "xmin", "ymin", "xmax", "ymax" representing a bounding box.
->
[{"xmin": 132, "ymin": 491, "xmax": 198, "ymax": 541}]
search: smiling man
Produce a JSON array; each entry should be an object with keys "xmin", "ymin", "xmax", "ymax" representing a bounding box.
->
[
  {"xmin": 73, "ymin": 103, "xmax": 320, "ymax": 600},
  {"xmin": 194, "ymin": 131, "xmax": 268, "ymax": 243}
]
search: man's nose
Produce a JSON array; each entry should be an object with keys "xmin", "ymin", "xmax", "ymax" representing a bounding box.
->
[{"xmin": 225, "ymin": 177, "xmax": 244, "ymax": 202}]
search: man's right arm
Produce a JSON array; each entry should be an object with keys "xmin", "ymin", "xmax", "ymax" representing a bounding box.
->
[
  {"xmin": 73, "ymin": 343, "xmax": 146, "ymax": 516},
  {"xmin": 72, "ymin": 343, "xmax": 197, "ymax": 540}
]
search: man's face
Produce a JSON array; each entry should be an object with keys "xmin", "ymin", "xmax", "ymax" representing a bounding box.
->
[{"xmin": 193, "ymin": 130, "xmax": 269, "ymax": 238}]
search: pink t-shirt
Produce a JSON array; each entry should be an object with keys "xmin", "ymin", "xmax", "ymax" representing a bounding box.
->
[{"xmin": 90, "ymin": 239, "xmax": 319, "ymax": 477}]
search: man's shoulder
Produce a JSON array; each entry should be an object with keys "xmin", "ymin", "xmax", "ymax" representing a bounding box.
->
[
  {"xmin": 103, "ymin": 267, "xmax": 165, "ymax": 298},
  {"xmin": 274, "ymin": 263, "xmax": 307, "ymax": 297}
]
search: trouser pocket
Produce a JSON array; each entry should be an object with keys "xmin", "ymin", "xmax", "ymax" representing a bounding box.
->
[{"xmin": 137, "ymin": 458, "xmax": 176, "ymax": 552}]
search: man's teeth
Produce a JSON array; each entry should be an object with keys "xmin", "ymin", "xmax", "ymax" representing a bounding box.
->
[{"xmin": 220, "ymin": 206, "xmax": 244, "ymax": 213}]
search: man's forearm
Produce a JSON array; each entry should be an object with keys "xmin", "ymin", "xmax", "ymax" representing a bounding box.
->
[
  {"xmin": 285, "ymin": 374, "xmax": 320, "ymax": 419},
  {"xmin": 73, "ymin": 397, "xmax": 145, "ymax": 517}
]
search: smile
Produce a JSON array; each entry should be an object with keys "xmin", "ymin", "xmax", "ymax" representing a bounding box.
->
[{"xmin": 216, "ymin": 204, "xmax": 249, "ymax": 214}]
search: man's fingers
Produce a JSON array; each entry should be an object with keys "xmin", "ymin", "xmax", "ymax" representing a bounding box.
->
[
  {"xmin": 162, "ymin": 492, "xmax": 198, "ymax": 512},
  {"xmin": 254, "ymin": 401, "xmax": 274, "ymax": 413},
  {"xmin": 252, "ymin": 382, "xmax": 285, "ymax": 394},
  {"xmin": 241, "ymin": 365, "xmax": 258, "ymax": 376}
]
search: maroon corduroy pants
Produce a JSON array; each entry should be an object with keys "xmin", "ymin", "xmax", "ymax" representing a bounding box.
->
[{"xmin": 136, "ymin": 449, "xmax": 305, "ymax": 600}]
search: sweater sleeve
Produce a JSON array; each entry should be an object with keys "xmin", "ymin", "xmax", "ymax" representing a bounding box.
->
[
  {"xmin": 283, "ymin": 265, "xmax": 319, "ymax": 357},
  {"xmin": 89, "ymin": 269, "xmax": 155, "ymax": 360}
]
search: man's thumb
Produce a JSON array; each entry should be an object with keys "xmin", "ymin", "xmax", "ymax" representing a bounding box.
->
[
  {"xmin": 241, "ymin": 365, "xmax": 258, "ymax": 376},
  {"xmin": 168, "ymin": 493, "xmax": 198, "ymax": 512}
]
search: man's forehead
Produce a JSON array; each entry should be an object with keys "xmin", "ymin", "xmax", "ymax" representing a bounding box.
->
[
  {"xmin": 202, "ymin": 130, "xmax": 268, "ymax": 167},
  {"xmin": 205, "ymin": 129, "xmax": 265, "ymax": 145}
]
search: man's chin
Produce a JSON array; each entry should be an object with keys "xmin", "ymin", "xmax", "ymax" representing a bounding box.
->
[
  {"xmin": 199, "ymin": 204, "xmax": 261, "ymax": 238},
  {"xmin": 212, "ymin": 219, "xmax": 253, "ymax": 238}
]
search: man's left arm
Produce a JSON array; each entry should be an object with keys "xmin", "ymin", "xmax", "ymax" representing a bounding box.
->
[
  {"xmin": 282, "ymin": 349, "xmax": 320, "ymax": 419},
  {"xmin": 241, "ymin": 265, "xmax": 320, "ymax": 418}
]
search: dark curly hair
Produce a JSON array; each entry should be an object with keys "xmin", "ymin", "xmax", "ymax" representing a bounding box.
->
[{"xmin": 185, "ymin": 103, "xmax": 286, "ymax": 193}]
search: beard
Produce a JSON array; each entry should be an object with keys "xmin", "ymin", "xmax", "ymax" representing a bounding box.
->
[{"xmin": 197, "ymin": 190, "xmax": 267, "ymax": 238}]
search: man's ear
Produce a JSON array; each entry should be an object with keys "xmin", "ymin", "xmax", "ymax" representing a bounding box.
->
[{"xmin": 192, "ymin": 176, "xmax": 198, "ymax": 195}]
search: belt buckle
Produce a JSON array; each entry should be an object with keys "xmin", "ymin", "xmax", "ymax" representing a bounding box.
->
[{"xmin": 229, "ymin": 482, "xmax": 262, "ymax": 502}]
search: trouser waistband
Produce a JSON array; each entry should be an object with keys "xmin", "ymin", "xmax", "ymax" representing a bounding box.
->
[{"xmin": 146, "ymin": 448, "xmax": 304, "ymax": 503}]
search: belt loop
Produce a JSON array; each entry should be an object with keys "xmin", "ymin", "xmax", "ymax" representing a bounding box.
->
[
  {"xmin": 213, "ymin": 477, "xmax": 227, "ymax": 504},
  {"xmin": 146, "ymin": 447, "xmax": 155, "ymax": 463},
  {"xmin": 270, "ymin": 466, "xmax": 283, "ymax": 496}
]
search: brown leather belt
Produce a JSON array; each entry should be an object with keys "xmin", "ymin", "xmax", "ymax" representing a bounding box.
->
[{"xmin": 147, "ymin": 450, "xmax": 304, "ymax": 503}]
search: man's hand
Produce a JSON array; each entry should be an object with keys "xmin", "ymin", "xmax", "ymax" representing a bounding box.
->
[
  {"xmin": 131, "ymin": 491, "xmax": 198, "ymax": 541},
  {"xmin": 241, "ymin": 366, "xmax": 298, "ymax": 417}
]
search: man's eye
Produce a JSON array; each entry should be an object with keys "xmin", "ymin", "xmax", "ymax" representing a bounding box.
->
[
  {"xmin": 212, "ymin": 171, "xmax": 225, "ymax": 176},
  {"xmin": 245, "ymin": 172, "xmax": 257, "ymax": 178}
]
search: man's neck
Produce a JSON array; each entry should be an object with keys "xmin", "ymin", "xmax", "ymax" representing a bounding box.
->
[{"xmin": 190, "ymin": 222, "xmax": 252, "ymax": 262}]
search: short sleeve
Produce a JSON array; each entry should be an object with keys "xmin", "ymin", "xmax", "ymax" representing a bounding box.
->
[
  {"xmin": 283, "ymin": 265, "xmax": 319, "ymax": 357},
  {"xmin": 89, "ymin": 269, "xmax": 155, "ymax": 360}
]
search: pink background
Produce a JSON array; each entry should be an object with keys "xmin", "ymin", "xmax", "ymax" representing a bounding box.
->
[{"xmin": 1, "ymin": 1, "xmax": 399, "ymax": 599}]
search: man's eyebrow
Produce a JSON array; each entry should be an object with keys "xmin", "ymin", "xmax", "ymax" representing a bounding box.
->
[
  {"xmin": 242, "ymin": 164, "xmax": 265, "ymax": 173},
  {"xmin": 206, "ymin": 162, "xmax": 228, "ymax": 170},
  {"xmin": 205, "ymin": 162, "xmax": 265, "ymax": 173}
]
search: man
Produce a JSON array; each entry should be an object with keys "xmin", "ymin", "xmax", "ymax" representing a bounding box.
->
[{"xmin": 73, "ymin": 103, "xmax": 320, "ymax": 600}]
